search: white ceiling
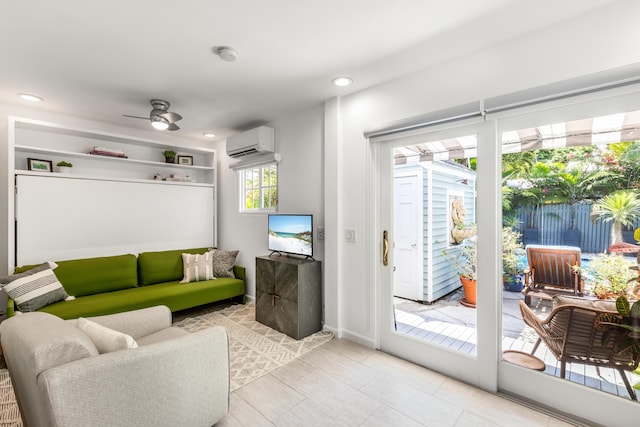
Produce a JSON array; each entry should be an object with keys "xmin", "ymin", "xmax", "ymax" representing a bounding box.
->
[{"xmin": 0, "ymin": 0, "xmax": 617, "ymax": 141}]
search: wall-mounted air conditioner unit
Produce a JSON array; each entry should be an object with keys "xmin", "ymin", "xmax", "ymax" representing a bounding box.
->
[{"xmin": 226, "ymin": 126, "xmax": 275, "ymax": 158}]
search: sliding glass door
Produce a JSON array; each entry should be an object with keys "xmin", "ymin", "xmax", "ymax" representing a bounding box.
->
[
  {"xmin": 374, "ymin": 120, "xmax": 500, "ymax": 390},
  {"xmin": 372, "ymin": 88, "xmax": 640, "ymax": 426},
  {"xmin": 496, "ymin": 90, "xmax": 640, "ymax": 425}
]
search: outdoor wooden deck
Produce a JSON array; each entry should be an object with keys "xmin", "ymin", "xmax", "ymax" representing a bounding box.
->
[{"xmin": 394, "ymin": 306, "xmax": 637, "ymax": 401}]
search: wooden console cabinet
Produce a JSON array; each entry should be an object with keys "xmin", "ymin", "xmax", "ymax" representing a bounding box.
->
[{"xmin": 255, "ymin": 255, "xmax": 321, "ymax": 339}]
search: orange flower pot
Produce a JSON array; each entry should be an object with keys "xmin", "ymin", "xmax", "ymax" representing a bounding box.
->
[{"xmin": 460, "ymin": 276, "xmax": 477, "ymax": 307}]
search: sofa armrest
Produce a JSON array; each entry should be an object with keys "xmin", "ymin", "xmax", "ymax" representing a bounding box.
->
[
  {"xmin": 233, "ymin": 265, "xmax": 245, "ymax": 282},
  {"xmin": 38, "ymin": 326, "xmax": 229, "ymax": 427},
  {"xmin": 66, "ymin": 305, "xmax": 172, "ymax": 339}
]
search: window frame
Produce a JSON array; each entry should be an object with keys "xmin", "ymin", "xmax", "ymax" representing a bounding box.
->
[{"xmin": 238, "ymin": 162, "xmax": 278, "ymax": 213}]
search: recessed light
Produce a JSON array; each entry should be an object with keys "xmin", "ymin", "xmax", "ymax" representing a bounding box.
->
[
  {"xmin": 203, "ymin": 133, "xmax": 216, "ymax": 138},
  {"xmin": 332, "ymin": 77, "xmax": 353, "ymax": 87},
  {"xmin": 18, "ymin": 93, "xmax": 43, "ymax": 102}
]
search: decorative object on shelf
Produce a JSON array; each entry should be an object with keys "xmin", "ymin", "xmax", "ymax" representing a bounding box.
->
[
  {"xmin": 56, "ymin": 161, "xmax": 73, "ymax": 174},
  {"xmin": 153, "ymin": 173, "xmax": 163, "ymax": 180},
  {"xmin": 163, "ymin": 174, "xmax": 192, "ymax": 182},
  {"xmin": 177, "ymin": 155, "xmax": 193, "ymax": 166},
  {"xmin": 89, "ymin": 146, "xmax": 128, "ymax": 158},
  {"xmin": 27, "ymin": 158, "xmax": 53, "ymax": 172},
  {"xmin": 162, "ymin": 150, "xmax": 176, "ymax": 163}
]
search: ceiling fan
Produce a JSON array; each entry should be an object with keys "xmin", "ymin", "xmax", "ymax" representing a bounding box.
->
[{"xmin": 123, "ymin": 99, "xmax": 182, "ymax": 131}]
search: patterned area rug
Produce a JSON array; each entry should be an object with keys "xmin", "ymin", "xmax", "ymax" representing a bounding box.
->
[
  {"xmin": 0, "ymin": 371, "xmax": 20, "ymax": 427},
  {"xmin": 173, "ymin": 303, "xmax": 334, "ymax": 391},
  {"xmin": 0, "ymin": 303, "xmax": 333, "ymax": 425}
]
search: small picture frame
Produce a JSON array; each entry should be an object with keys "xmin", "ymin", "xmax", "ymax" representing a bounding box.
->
[
  {"xmin": 177, "ymin": 155, "xmax": 193, "ymax": 166},
  {"xmin": 27, "ymin": 158, "xmax": 53, "ymax": 172}
]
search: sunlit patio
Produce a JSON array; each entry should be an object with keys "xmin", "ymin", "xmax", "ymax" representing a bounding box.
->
[{"xmin": 393, "ymin": 289, "xmax": 640, "ymax": 401}]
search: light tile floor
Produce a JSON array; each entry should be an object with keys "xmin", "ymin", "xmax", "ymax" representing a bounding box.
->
[{"xmin": 217, "ymin": 338, "xmax": 578, "ymax": 427}]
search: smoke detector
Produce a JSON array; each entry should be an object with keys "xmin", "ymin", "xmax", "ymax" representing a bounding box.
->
[{"xmin": 214, "ymin": 46, "xmax": 238, "ymax": 62}]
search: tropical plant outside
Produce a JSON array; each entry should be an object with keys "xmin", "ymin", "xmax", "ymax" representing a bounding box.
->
[
  {"xmin": 442, "ymin": 236, "xmax": 477, "ymax": 281},
  {"xmin": 502, "ymin": 227, "xmax": 526, "ymax": 276},
  {"xmin": 579, "ymin": 253, "xmax": 638, "ymax": 299},
  {"xmin": 590, "ymin": 190, "xmax": 640, "ymax": 245}
]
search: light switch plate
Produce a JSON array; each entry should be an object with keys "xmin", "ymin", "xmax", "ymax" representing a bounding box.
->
[{"xmin": 345, "ymin": 228, "xmax": 357, "ymax": 242}]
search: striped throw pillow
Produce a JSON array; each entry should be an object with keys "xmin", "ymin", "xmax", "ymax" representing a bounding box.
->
[
  {"xmin": 0, "ymin": 262, "xmax": 69, "ymax": 312},
  {"xmin": 180, "ymin": 251, "xmax": 216, "ymax": 283}
]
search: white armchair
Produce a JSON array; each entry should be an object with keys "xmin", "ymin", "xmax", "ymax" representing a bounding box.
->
[{"xmin": 0, "ymin": 305, "xmax": 229, "ymax": 427}]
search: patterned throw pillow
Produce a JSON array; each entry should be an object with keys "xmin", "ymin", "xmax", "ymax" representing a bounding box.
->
[
  {"xmin": 0, "ymin": 262, "xmax": 69, "ymax": 312},
  {"xmin": 211, "ymin": 249, "xmax": 239, "ymax": 278},
  {"xmin": 76, "ymin": 317, "xmax": 138, "ymax": 354},
  {"xmin": 180, "ymin": 251, "xmax": 216, "ymax": 283}
]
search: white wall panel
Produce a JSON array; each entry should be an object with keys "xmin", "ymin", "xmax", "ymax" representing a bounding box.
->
[{"xmin": 15, "ymin": 174, "xmax": 214, "ymax": 265}]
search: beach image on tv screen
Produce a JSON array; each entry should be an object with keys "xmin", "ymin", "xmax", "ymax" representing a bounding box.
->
[{"xmin": 269, "ymin": 215, "xmax": 312, "ymax": 256}]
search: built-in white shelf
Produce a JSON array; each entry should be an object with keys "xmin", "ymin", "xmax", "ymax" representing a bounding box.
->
[
  {"xmin": 15, "ymin": 145, "xmax": 215, "ymax": 172},
  {"xmin": 15, "ymin": 170, "xmax": 215, "ymax": 188},
  {"xmin": 10, "ymin": 116, "xmax": 217, "ymax": 186}
]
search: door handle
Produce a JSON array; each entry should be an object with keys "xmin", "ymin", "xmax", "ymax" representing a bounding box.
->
[{"xmin": 383, "ymin": 230, "xmax": 389, "ymax": 266}]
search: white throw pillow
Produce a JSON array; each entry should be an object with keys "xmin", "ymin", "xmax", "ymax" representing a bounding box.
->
[
  {"xmin": 180, "ymin": 251, "xmax": 216, "ymax": 283},
  {"xmin": 76, "ymin": 317, "xmax": 138, "ymax": 354}
]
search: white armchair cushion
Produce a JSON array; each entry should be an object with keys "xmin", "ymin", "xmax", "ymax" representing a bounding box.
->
[{"xmin": 77, "ymin": 317, "xmax": 138, "ymax": 353}]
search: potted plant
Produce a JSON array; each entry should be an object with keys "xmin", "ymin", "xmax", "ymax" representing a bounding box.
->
[
  {"xmin": 162, "ymin": 150, "xmax": 176, "ymax": 163},
  {"xmin": 443, "ymin": 234, "xmax": 477, "ymax": 307},
  {"xmin": 502, "ymin": 227, "xmax": 526, "ymax": 292},
  {"xmin": 56, "ymin": 161, "xmax": 73, "ymax": 174},
  {"xmin": 581, "ymin": 253, "xmax": 637, "ymax": 299}
]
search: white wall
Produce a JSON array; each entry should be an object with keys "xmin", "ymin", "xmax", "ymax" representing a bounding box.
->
[
  {"xmin": 215, "ymin": 105, "xmax": 325, "ymax": 305},
  {"xmin": 325, "ymin": 0, "xmax": 640, "ymax": 344}
]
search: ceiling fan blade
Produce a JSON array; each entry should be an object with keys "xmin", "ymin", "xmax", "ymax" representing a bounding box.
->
[
  {"xmin": 122, "ymin": 114, "xmax": 149, "ymax": 120},
  {"xmin": 161, "ymin": 112, "xmax": 182, "ymax": 123},
  {"xmin": 167, "ymin": 123, "xmax": 180, "ymax": 131}
]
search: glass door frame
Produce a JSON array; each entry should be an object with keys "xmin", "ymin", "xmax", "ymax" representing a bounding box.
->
[
  {"xmin": 371, "ymin": 118, "xmax": 501, "ymax": 392},
  {"xmin": 370, "ymin": 85, "xmax": 640, "ymax": 425},
  {"xmin": 494, "ymin": 88, "xmax": 640, "ymax": 425}
]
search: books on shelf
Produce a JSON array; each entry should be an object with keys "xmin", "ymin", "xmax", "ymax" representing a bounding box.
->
[{"xmin": 89, "ymin": 146, "xmax": 128, "ymax": 158}]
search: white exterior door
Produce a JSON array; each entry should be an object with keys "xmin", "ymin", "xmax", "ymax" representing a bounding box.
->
[{"xmin": 393, "ymin": 171, "xmax": 423, "ymax": 301}]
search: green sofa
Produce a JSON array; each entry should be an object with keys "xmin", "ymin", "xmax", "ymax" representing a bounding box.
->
[{"xmin": 7, "ymin": 248, "xmax": 245, "ymax": 319}]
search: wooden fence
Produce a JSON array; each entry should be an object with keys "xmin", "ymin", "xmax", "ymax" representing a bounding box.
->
[{"xmin": 514, "ymin": 203, "xmax": 640, "ymax": 254}]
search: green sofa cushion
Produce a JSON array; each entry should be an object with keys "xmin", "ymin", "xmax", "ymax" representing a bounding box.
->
[
  {"xmin": 55, "ymin": 255, "xmax": 139, "ymax": 297},
  {"xmin": 138, "ymin": 248, "xmax": 209, "ymax": 286},
  {"xmin": 38, "ymin": 275, "xmax": 245, "ymax": 319}
]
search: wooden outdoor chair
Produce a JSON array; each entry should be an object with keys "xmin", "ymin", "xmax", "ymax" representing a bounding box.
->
[
  {"xmin": 522, "ymin": 245, "xmax": 584, "ymax": 306},
  {"xmin": 519, "ymin": 297, "xmax": 639, "ymax": 401}
]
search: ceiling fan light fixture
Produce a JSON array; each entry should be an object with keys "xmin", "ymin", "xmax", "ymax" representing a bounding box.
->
[
  {"xmin": 124, "ymin": 99, "xmax": 181, "ymax": 131},
  {"xmin": 151, "ymin": 116, "xmax": 170, "ymax": 130}
]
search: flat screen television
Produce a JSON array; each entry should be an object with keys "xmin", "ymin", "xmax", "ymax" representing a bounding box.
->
[{"xmin": 268, "ymin": 214, "xmax": 313, "ymax": 258}]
